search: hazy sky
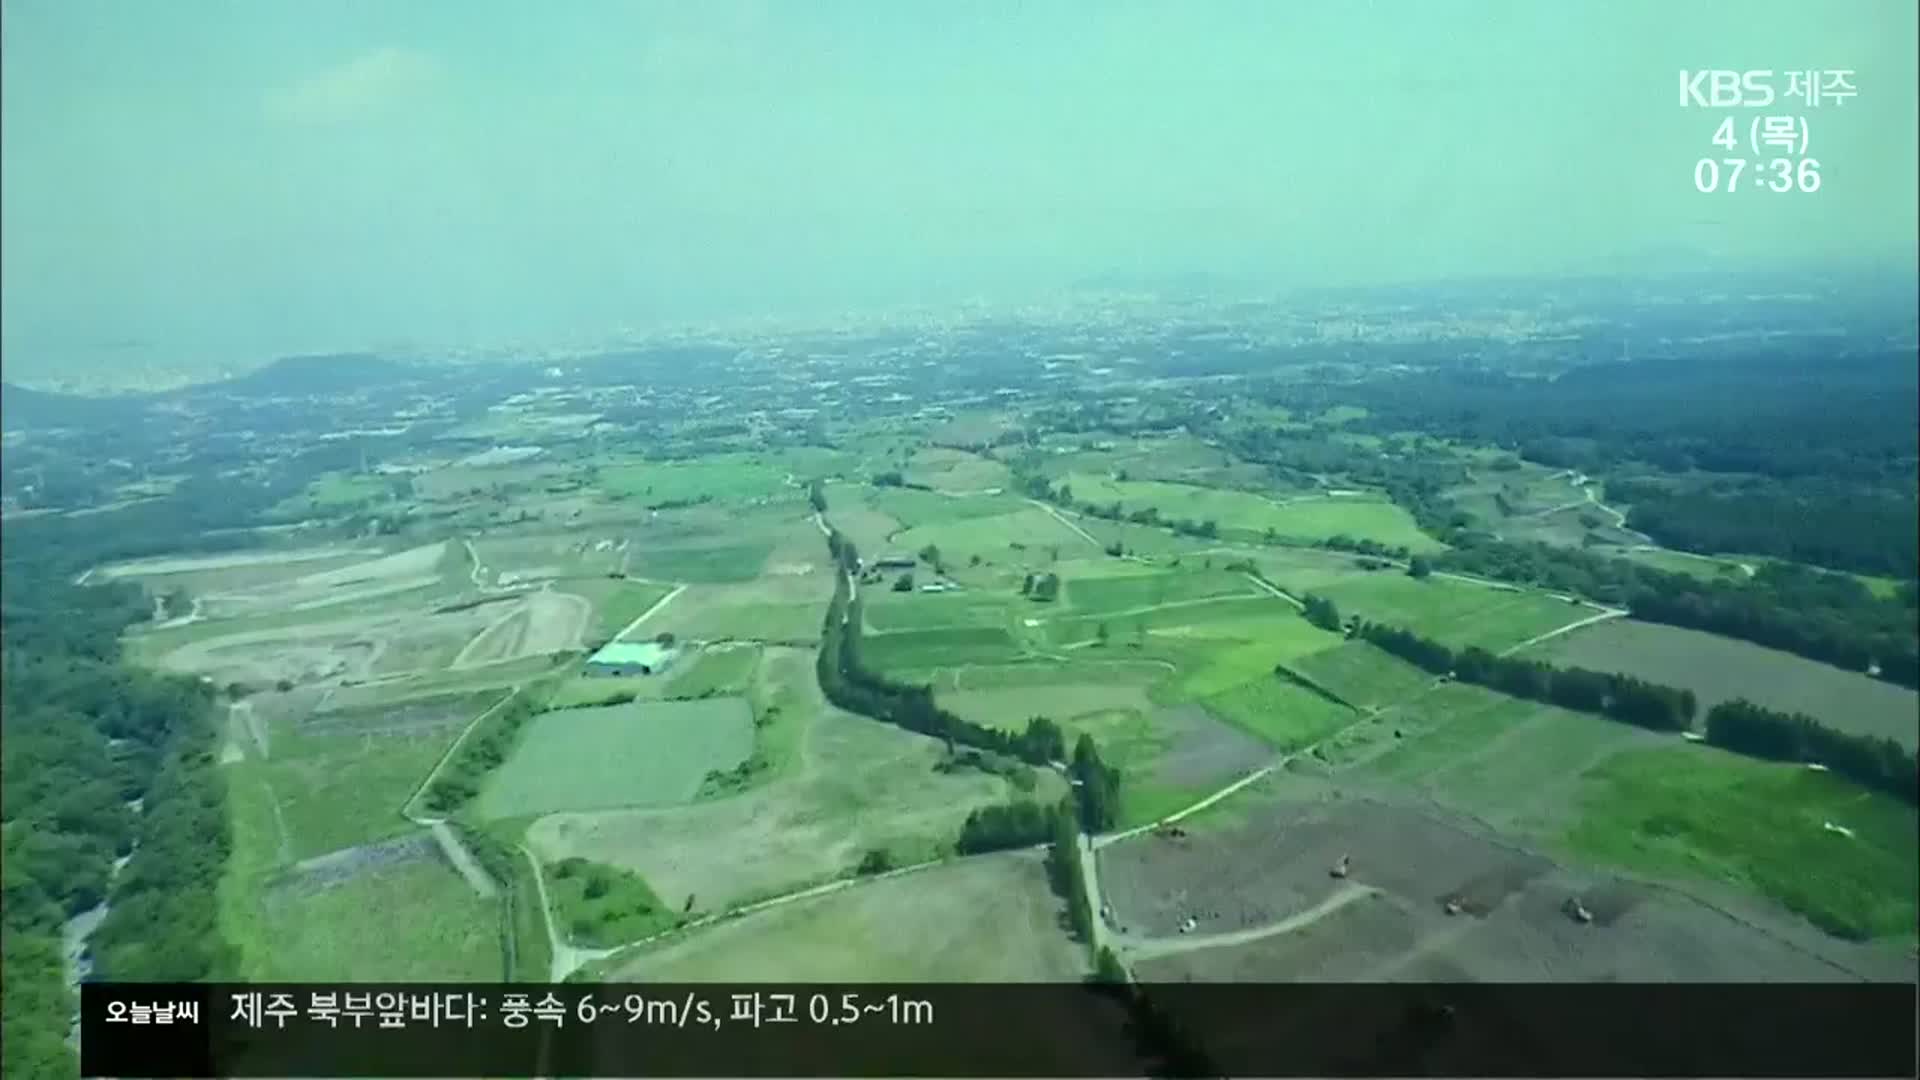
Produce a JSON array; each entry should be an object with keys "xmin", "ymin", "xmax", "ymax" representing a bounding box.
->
[{"xmin": 3, "ymin": 0, "xmax": 1915, "ymax": 377}]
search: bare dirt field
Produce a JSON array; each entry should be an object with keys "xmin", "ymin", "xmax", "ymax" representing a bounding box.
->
[
  {"xmin": 1149, "ymin": 703, "xmax": 1272, "ymax": 789},
  {"xmin": 139, "ymin": 541, "xmax": 454, "ymax": 622},
  {"xmin": 1541, "ymin": 619, "xmax": 1920, "ymax": 749},
  {"xmin": 93, "ymin": 545, "xmax": 381, "ymax": 580},
  {"xmin": 149, "ymin": 600, "xmax": 503, "ymax": 691},
  {"xmin": 451, "ymin": 589, "xmax": 587, "ymax": 668},
  {"xmin": 608, "ymin": 850, "xmax": 1086, "ymax": 981},
  {"xmin": 1104, "ymin": 793, "xmax": 1911, "ymax": 982}
]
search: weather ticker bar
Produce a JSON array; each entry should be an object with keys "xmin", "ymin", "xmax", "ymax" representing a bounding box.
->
[{"xmin": 80, "ymin": 981, "xmax": 1916, "ymax": 1078}]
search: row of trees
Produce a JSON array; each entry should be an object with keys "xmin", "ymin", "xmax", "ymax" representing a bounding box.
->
[
  {"xmin": 818, "ymin": 530, "xmax": 1067, "ymax": 769},
  {"xmin": 422, "ymin": 689, "xmax": 542, "ymax": 812},
  {"xmin": 1424, "ymin": 538, "xmax": 1919, "ymax": 688},
  {"xmin": 1301, "ymin": 593, "xmax": 1343, "ymax": 632},
  {"xmin": 1705, "ymin": 700, "xmax": 1916, "ymax": 805},
  {"xmin": 1350, "ymin": 618, "xmax": 1917, "ymax": 802},
  {"xmin": 956, "ymin": 799, "xmax": 1052, "ymax": 854},
  {"xmin": 1046, "ymin": 798, "xmax": 1093, "ymax": 943},
  {"xmin": 1353, "ymin": 621, "xmax": 1696, "ymax": 732}
]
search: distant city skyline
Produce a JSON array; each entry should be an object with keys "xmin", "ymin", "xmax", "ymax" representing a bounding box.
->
[{"xmin": 4, "ymin": 0, "xmax": 1915, "ymax": 385}]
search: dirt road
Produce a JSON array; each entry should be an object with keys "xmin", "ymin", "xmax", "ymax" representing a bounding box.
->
[
  {"xmin": 1112, "ymin": 883, "xmax": 1380, "ymax": 961},
  {"xmin": 428, "ymin": 821, "xmax": 497, "ymax": 898},
  {"xmin": 611, "ymin": 583, "xmax": 686, "ymax": 642},
  {"xmin": 1027, "ymin": 499, "xmax": 1103, "ymax": 548},
  {"xmin": 1242, "ymin": 572, "xmax": 1306, "ymax": 610},
  {"xmin": 1498, "ymin": 608, "xmax": 1627, "ymax": 657}
]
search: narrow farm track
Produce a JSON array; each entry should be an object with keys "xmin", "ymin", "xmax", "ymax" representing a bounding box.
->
[
  {"xmin": 429, "ymin": 821, "xmax": 497, "ymax": 898},
  {"xmin": 1026, "ymin": 498, "xmax": 1103, "ymax": 548},
  {"xmin": 1498, "ymin": 607, "xmax": 1627, "ymax": 657},
  {"xmin": 611, "ymin": 584, "xmax": 687, "ymax": 642},
  {"xmin": 523, "ymin": 845, "xmax": 610, "ymax": 980},
  {"xmin": 1242, "ymin": 572, "xmax": 1305, "ymax": 609},
  {"xmin": 1113, "ymin": 883, "xmax": 1381, "ymax": 961},
  {"xmin": 398, "ymin": 688, "xmax": 522, "ymax": 898}
]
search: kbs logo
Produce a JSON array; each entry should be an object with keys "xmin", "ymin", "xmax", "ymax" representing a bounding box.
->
[{"xmin": 1679, "ymin": 69, "xmax": 1775, "ymax": 107}]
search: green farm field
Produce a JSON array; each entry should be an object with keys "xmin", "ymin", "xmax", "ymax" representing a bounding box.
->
[
  {"xmin": 1198, "ymin": 675, "xmax": 1358, "ymax": 751},
  {"xmin": 866, "ymin": 488, "xmax": 1027, "ymax": 530},
  {"xmin": 647, "ymin": 595, "xmax": 827, "ymax": 643},
  {"xmin": 621, "ymin": 542, "xmax": 773, "ymax": 584},
  {"xmin": 863, "ymin": 590, "xmax": 1016, "ymax": 631},
  {"xmin": 1063, "ymin": 568, "xmax": 1260, "ymax": 615},
  {"xmin": 245, "ymin": 857, "xmax": 503, "ymax": 980},
  {"xmin": 903, "ymin": 447, "xmax": 1010, "ymax": 492},
  {"xmin": 888, "ymin": 507, "xmax": 1091, "ymax": 562},
  {"xmin": 858, "ymin": 626, "xmax": 1025, "ymax": 670},
  {"xmin": 527, "ymin": 649, "xmax": 1050, "ymax": 913},
  {"xmin": 1063, "ymin": 473, "xmax": 1442, "ymax": 551},
  {"xmin": 606, "ymin": 850, "xmax": 1086, "ymax": 982},
  {"xmin": 1314, "ymin": 574, "xmax": 1587, "ymax": 653},
  {"xmin": 600, "ymin": 457, "xmax": 791, "ymax": 506},
  {"xmin": 1542, "ymin": 619, "xmax": 1920, "ymax": 749},
  {"xmin": 263, "ymin": 704, "xmax": 487, "ymax": 859},
  {"xmin": 475, "ymin": 699, "xmax": 754, "ymax": 818},
  {"xmin": 1167, "ymin": 621, "xmax": 1346, "ymax": 699},
  {"xmin": 1287, "ymin": 640, "xmax": 1438, "ymax": 710},
  {"xmin": 665, "ymin": 645, "xmax": 761, "ymax": 698},
  {"xmin": 564, "ymin": 578, "xmax": 676, "ymax": 640},
  {"xmin": 1564, "ymin": 747, "xmax": 1918, "ymax": 941}
]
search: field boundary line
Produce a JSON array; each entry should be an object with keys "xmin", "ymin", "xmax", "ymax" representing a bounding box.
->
[
  {"xmin": 1026, "ymin": 499, "xmax": 1104, "ymax": 549},
  {"xmin": 451, "ymin": 600, "xmax": 529, "ymax": 670},
  {"xmin": 400, "ymin": 686, "xmax": 520, "ymax": 824},
  {"xmin": 1243, "ymin": 571, "xmax": 1306, "ymax": 610},
  {"xmin": 1497, "ymin": 608, "xmax": 1627, "ymax": 657},
  {"xmin": 610, "ymin": 583, "xmax": 687, "ymax": 643},
  {"xmin": 583, "ymin": 853, "xmax": 969, "ymax": 974}
]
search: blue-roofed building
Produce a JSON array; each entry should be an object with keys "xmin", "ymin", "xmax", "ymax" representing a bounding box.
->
[{"xmin": 584, "ymin": 640, "xmax": 677, "ymax": 677}]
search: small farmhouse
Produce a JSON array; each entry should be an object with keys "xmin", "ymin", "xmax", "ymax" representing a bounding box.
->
[{"xmin": 584, "ymin": 640, "xmax": 676, "ymax": 678}]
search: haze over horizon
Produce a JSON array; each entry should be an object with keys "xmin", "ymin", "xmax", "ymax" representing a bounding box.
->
[{"xmin": 4, "ymin": 0, "xmax": 1916, "ymax": 385}]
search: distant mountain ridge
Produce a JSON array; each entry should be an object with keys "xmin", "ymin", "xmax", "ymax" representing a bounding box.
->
[
  {"xmin": 207, "ymin": 353, "xmax": 423, "ymax": 397},
  {"xmin": 0, "ymin": 382, "xmax": 150, "ymax": 431}
]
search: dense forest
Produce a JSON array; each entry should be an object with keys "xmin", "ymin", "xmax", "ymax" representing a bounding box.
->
[{"xmin": 2, "ymin": 555, "xmax": 232, "ymax": 1079}]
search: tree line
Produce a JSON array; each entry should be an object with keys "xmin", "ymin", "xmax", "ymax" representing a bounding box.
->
[
  {"xmin": 421, "ymin": 688, "xmax": 544, "ymax": 813},
  {"xmin": 817, "ymin": 529, "xmax": 1080, "ymax": 770},
  {"xmin": 1352, "ymin": 619, "xmax": 1917, "ymax": 802},
  {"xmin": 1705, "ymin": 700, "xmax": 1916, "ymax": 805},
  {"xmin": 1354, "ymin": 619, "xmax": 1696, "ymax": 731},
  {"xmin": 1431, "ymin": 540, "xmax": 1919, "ymax": 689}
]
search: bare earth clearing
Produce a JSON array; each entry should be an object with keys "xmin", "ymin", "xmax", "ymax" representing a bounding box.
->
[{"xmin": 1102, "ymin": 793, "xmax": 1911, "ymax": 982}]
